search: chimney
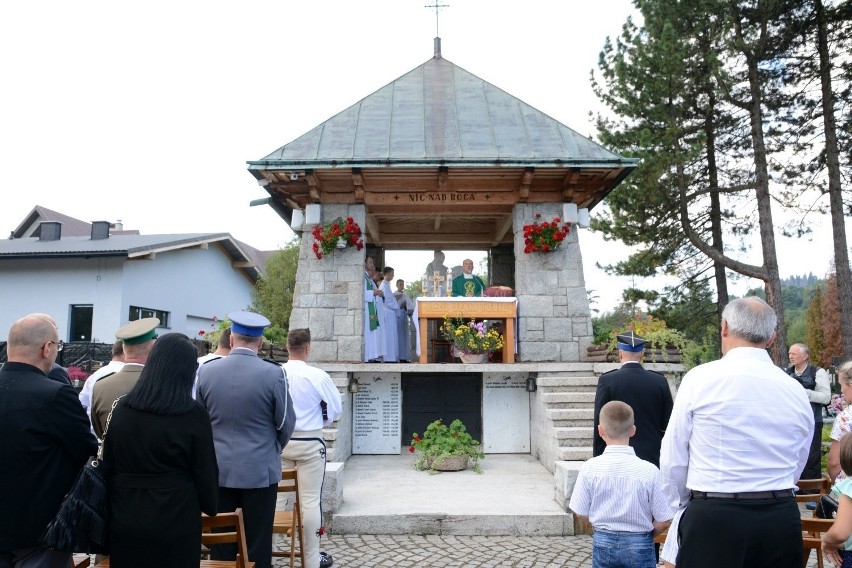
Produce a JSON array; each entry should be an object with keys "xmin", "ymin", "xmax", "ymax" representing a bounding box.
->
[
  {"xmin": 91, "ymin": 221, "xmax": 110, "ymax": 240},
  {"xmin": 111, "ymin": 219, "xmax": 124, "ymax": 231},
  {"xmin": 38, "ymin": 222, "xmax": 62, "ymax": 241}
]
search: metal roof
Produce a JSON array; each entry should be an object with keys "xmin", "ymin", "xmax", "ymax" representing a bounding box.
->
[{"xmin": 250, "ymin": 55, "xmax": 632, "ymax": 170}]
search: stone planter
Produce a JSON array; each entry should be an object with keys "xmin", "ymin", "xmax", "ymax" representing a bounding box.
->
[
  {"xmin": 426, "ymin": 455, "xmax": 469, "ymax": 471},
  {"xmin": 459, "ymin": 352, "xmax": 488, "ymax": 364}
]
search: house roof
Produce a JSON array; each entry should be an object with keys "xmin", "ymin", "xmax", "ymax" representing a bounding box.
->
[
  {"xmin": 11, "ymin": 205, "xmax": 140, "ymax": 239},
  {"xmin": 251, "ymin": 54, "xmax": 632, "ymax": 169},
  {"xmin": 0, "ymin": 233, "xmax": 267, "ymax": 282}
]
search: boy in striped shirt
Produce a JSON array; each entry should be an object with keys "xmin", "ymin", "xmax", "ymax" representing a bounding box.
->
[{"xmin": 569, "ymin": 401, "xmax": 672, "ymax": 568}]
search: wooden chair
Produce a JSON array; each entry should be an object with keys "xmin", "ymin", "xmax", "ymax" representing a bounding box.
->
[
  {"xmin": 93, "ymin": 510, "xmax": 253, "ymax": 568},
  {"xmin": 796, "ymin": 476, "xmax": 833, "ymax": 518},
  {"xmin": 201, "ymin": 509, "xmax": 255, "ymax": 568},
  {"xmin": 801, "ymin": 517, "xmax": 835, "ymax": 568},
  {"xmin": 272, "ymin": 469, "xmax": 306, "ymax": 568}
]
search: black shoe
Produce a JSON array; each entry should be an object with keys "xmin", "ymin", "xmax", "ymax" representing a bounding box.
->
[{"xmin": 319, "ymin": 551, "xmax": 334, "ymax": 568}]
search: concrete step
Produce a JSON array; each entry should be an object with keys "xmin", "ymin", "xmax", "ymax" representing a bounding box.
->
[
  {"xmin": 554, "ymin": 426, "xmax": 593, "ymax": 442},
  {"xmin": 558, "ymin": 446, "xmax": 593, "ymax": 461},
  {"xmin": 329, "ymin": 454, "xmax": 573, "ymax": 536},
  {"xmin": 536, "ymin": 376, "xmax": 599, "ymax": 389},
  {"xmin": 547, "ymin": 408, "xmax": 593, "ymax": 422},
  {"xmin": 540, "ymin": 392, "xmax": 595, "ymax": 408}
]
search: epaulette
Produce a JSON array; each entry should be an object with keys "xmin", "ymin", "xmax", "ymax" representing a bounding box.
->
[
  {"xmin": 600, "ymin": 368, "xmax": 617, "ymax": 376},
  {"xmin": 648, "ymin": 369, "xmax": 667, "ymax": 378},
  {"xmin": 94, "ymin": 371, "xmax": 116, "ymax": 383},
  {"xmin": 200, "ymin": 356, "xmax": 223, "ymax": 365},
  {"xmin": 262, "ymin": 357, "xmax": 282, "ymax": 366}
]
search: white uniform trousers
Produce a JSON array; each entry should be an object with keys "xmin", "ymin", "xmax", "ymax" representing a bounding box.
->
[{"xmin": 281, "ymin": 430, "xmax": 327, "ymax": 568}]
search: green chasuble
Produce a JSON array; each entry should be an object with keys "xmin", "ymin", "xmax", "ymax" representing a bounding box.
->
[
  {"xmin": 365, "ymin": 274, "xmax": 380, "ymax": 330},
  {"xmin": 451, "ymin": 275, "xmax": 485, "ymax": 297}
]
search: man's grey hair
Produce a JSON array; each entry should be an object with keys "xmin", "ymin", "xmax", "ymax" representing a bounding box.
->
[
  {"xmin": 791, "ymin": 343, "xmax": 810, "ymax": 358},
  {"xmin": 722, "ymin": 297, "xmax": 776, "ymax": 344}
]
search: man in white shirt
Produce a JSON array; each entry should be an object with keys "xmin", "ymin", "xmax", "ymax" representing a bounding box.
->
[
  {"xmin": 660, "ymin": 296, "xmax": 813, "ymax": 567},
  {"xmin": 786, "ymin": 342, "xmax": 831, "ymax": 481},
  {"xmin": 78, "ymin": 339, "xmax": 124, "ymax": 434},
  {"xmin": 281, "ymin": 329, "xmax": 342, "ymax": 568}
]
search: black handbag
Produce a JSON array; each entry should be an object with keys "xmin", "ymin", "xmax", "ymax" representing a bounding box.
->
[
  {"xmin": 42, "ymin": 396, "xmax": 123, "ymax": 554},
  {"xmin": 816, "ymin": 492, "xmax": 840, "ymax": 519}
]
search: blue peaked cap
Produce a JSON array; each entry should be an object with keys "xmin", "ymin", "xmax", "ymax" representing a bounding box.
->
[
  {"xmin": 616, "ymin": 331, "xmax": 647, "ymax": 352},
  {"xmin": 229, "ymin": 311, "xmax": 270, "ymax": 337}
]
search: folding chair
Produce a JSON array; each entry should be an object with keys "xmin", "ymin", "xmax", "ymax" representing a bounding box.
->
[
  {"xmin": 201, "ymin": 508, "xmax": 255, "ymax": 568},
  {"xmin": 272, "ymin": 469, "xmax": 306, "ymax": 568},
  {"xmin": 795, "ymin": 475, "xmax": 833, "ymax": 517},
  {"xmin": 801, "ymin": 517, "xmax": 835, "ymax": 568}
]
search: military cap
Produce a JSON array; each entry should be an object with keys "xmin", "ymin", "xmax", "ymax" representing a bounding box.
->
[
  {"xmin": 229, "ymin": 311, "xmax": 270, "ymax": 337},
  {"xmin": 116, "ymin": 317, "xmax": 160, "ymax": 345},
  {"xmin": 616, "ymin": 330, "xmax": 647, "ymax": 352}
]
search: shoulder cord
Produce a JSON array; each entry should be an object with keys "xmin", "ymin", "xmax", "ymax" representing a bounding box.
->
[{"xmin": 96, "ymin": 394, "xmax": 126, "ymax": 462}]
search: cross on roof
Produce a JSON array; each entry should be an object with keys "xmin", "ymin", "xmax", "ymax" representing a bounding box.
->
[{"xmin": 425, "ymin": 1, "xmax": 449, "ymax": 37}]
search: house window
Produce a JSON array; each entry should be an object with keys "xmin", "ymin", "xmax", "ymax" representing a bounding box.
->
[
  {"xmin": 129, "ymin": 306, "xmax": 169, "ymax": 328},
  {"xmin": 69, "ymin": 305, "xmax": 93, "ymax": 342}
]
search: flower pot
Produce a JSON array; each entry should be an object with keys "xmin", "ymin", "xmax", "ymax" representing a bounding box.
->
[
  {"xmin": 426, "ymin": 455, "xmax": 469, "ymax": 471},
  {"xmin": 459, "ymin": 352, "xmax": 488, "ymax": 364},
  {"xmin": 335, "ymin": 237, "xmax": 347, "ymax": 249}
]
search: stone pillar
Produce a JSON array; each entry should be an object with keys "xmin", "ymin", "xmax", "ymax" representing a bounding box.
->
[
  {"xmin": 513, "ymin": 203, "xmax": 593, "ymax": 362},
  {"xmin": 289, "ymin": 204, "xmax": 366, "ymax": 362}
]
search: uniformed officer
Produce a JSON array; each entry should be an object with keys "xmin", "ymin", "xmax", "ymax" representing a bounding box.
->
[
  {"xmin": 197, "ymin": 311, "xmax": 295, "ymax": 568},
  {"xmin": 281, "ymin": 329, "xmax": 342, "ymax": 568},
  {"xmin": 91, "ymin": 317, "xmax": 159, "ymax": 439},
  {"xmin": 592, "ymin": 331, "xmax": 674, "ymax": 467}
]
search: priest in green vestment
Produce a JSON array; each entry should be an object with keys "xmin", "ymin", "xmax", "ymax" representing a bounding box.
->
[{"xmin": 451, "ymin": 259, "xmax": 485, "ymax": 297}]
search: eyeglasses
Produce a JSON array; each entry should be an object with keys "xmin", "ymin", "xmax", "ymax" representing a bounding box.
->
[{"xmin": 48, "ymin": 340, "xmax": 64, "ymax": 352}]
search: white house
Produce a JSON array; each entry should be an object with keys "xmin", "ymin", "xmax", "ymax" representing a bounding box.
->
[{"xmin": 0, "ymin": 206, "xmax": 273, "ymax": 342}]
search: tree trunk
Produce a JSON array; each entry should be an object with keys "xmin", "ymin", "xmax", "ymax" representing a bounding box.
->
[
  {"xmin": 816, "ymin": 0, "xmax": 852, "ymax": 359},
  {"xmin": 745, "ymin": 50, "xmax": 787, "ymax": 365},
  {"xmin": 705, "ymin": 89, "xmax": 729, "ymax": 319}
]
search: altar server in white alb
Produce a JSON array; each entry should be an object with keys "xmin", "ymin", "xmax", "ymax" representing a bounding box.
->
[
  {"xmin": 379, "ymin": 266, "xmax": 401, "ymax": 362},
  {"xmin": 660, "ymin": 297, "xmax": 813, "ymax": 568},
  {"xmin": 363, "ymin": 256, "xmax": 384, "ymax": 362},
  {"xmin": 281, "ymin": 328, "xmax": 341, "ymax": 568}
]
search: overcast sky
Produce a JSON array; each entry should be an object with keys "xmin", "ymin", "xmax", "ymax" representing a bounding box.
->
[{"xmin": 1, "ymin": 1, "xmax": 842, "ymax": 312}]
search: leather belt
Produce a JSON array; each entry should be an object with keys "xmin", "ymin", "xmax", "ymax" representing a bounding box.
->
[{"xmin": 690, "ymin": 490, "xmax": 794, "ymax": 500}]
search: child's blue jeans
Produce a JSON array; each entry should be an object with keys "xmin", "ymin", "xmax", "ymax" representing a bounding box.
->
[{"xmin": 592, "ymin": 529, "xmax": 656, "ymax": 568}]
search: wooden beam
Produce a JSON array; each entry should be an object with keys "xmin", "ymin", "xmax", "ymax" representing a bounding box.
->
[
  {"xmin": 492, "ymin": 214, "xmax": 513, "ymax": 246},
  {"xmin": 562, "ymin": 168, "xmax": 579, "ymax": 201},
  {"xmin": 352, "ymin": 168, "xmax": 366, "ymax": 203},
  {"xmin": 438, "ymin": 166, "xmax": 448, "ymax": 193},
  {"xmin": 519, "ymin": 167, "xmax": 534, "ymax": 201},
  {"xmin": 366, "ymin": 214, "xmax": 381, "ymax": 244},
  {"xmin": 232, "ymin": 261, "xmax": 255, "ymax": 268},
  {"xmin": 306, "ymin": 170, "xmax": 320, "ymax": 203}
]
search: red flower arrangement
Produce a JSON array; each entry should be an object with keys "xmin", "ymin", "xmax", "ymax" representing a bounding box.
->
[
  {"xmin": 311, "ymin": 217, "xmax": 365, "ymax": 259},
  {"xmin": 522, "ymin": 213, "xmax": 571, "ymax": 253}
]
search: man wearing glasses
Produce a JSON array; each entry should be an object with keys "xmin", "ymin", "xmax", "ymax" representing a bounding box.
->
[
  {"xmin": 91, "ymin": 317, "xmax": 159, "ymax": 439},
  {"xmin": 0, "ymin": 313, "xmax": 97, "ymax": 568}
]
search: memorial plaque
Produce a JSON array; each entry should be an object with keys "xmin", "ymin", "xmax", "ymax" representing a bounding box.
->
[
  {"xmin": 352, "ymin": 372, "xmax": 402, "ymax": 454},
  {"xmin": 482, "ymin": 373, "xmax": 530, "ymax": 452}
]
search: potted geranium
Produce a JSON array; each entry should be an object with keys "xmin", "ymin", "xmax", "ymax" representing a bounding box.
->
[
  {"xmin": 440, "ymin": 316, "xmax": 504, "ymax": 363},
  {"xmin": 409, "ymin": 418, "xmax": 484, "ymax": 473},
  {"xmin": 311, "ymin": 217, "xmax": 365, "ymax": 259},
  {"xmin": 522, "ymin": 213, "xmax": 571, "ymax": 253}
]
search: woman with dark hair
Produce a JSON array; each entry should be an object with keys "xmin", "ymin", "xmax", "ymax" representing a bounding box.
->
[{"xmin": 104, "ymin": 333, "xmax": 219, "ymax": 567}]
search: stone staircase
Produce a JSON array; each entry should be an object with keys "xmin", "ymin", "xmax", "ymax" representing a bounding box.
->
[{"xmin": 537, "ymin": 370, "xmax": 598, "ymax": 463}]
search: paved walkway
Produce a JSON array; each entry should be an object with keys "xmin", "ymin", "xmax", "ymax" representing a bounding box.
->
[{"xmin": 274, "ymin": 534, "xmax": 821, "ymax": 567}]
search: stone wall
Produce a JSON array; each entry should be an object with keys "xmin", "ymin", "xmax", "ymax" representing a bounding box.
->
[
  {"xmin": 289, "ymin": 204, "xmax": 366, "ymax": 363},
  {"xmin": 513, "ymin": 203, "xmax": 593, "ymax": 362}
]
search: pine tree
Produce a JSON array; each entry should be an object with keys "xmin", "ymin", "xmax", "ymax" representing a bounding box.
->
[{"xmin": 806, "ymin": 286, "xmax": 826, "ymax": 366}]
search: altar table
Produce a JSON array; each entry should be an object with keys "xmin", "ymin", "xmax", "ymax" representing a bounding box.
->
[{"xmin": 414, "ymin": 297, "xmax": 518, "ymax": 364}]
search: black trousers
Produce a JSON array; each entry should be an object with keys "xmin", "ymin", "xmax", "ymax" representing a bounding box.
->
[
  {"xmin": 801, "ymin": 420, "xmax": 824, "ymax": 482},
  {"xmin": 676, "ymin": 496, "xmax": 802, "ymax": 567},
  {"xmin": 212, "ymin": 484, "xmax": 277, "ymax": 568}
]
